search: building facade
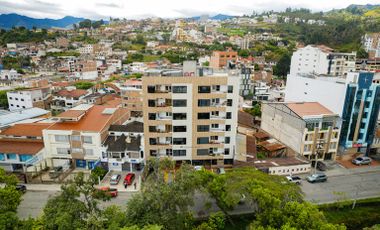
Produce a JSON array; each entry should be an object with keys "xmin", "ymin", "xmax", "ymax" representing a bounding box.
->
[
  {"xmin": 142, "ymin": 73, "xmax": 239, "ymax": 167},
  {"xmin": 210, "ymin": 49, "xmax": 238, "ymax": 69},
  {"xmin": 7, "ymin": 87, "xmax": 51, "ymax": 111}
]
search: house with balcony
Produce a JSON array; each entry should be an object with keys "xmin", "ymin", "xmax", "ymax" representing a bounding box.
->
[{"xmin": 261, "ymin": 102, "xmax": 340, "ymax": 161}]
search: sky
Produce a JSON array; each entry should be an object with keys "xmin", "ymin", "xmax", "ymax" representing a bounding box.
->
[{"xmin": 0, "ymin": 0, "xmax": 379, "ymax": 20}]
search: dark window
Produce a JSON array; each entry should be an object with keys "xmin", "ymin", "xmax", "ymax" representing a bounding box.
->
[
  {"xmin": 173, "ymin": 99, "xmax": 187, "ymax": 107},
  {"xmin": 173, "ymin": 126, "xmax": 187, "ymax": 132},
  {"xmin": 198, "ymin": 113, "xmax": 210, "ymax": 119},
  {"xmin": 225, "ymin": 125, "xmax": 231, "ymax": 131},
  {"xmin": 148, "ymin": 100, "xmax": 156, "ymax": 107},
  {"xmin": 198, "ymin": 99, "xmax": 210, "ymax": 107},
  {"xmin": 224, "ymin": 148, "xmax": 230, "ymax": 155},
  {"xmin": 225, "ymin": 137, "xmax": 230, "ymax": 144},
  {"xmin": 150, "ymin": 150, "xmax": 157, "ymax": 156},
  {"xmin": 149, "ymin": 126, "xmax": 157, "ymax": 132},
  {"xmin": 198, "ymin": 86, "xmax": 211, "ymax": 93},
  {"xmin": 228, "ymin": 85, "xmax": 233, "ymax": 93},
  {"xmin": 147, "ymin": 85, "xmax": 155, "ymax": 93},
  {"xmin": 173, "ymin": 138, "xmax": 186, "ymax": 145},
  {"xmin": 173, "ymin": 150, "xmax": 186, "ymax": 156},
  {"xmin": 173, "ymin": 113, "xmax": 187, "ymax": 120},
  {"xmin": 172, "ymin": 86, "xmax": 187, "ymax": 93},
  {"xmin": 197, "ymin": 137, "xmax": 209, "ymax": 144},
  {"xmin": 226, "ymin": 112, "xmax": 232, "ymax": 119},
  {"xmin": 148, "ymin": 113, "xmax": 156, "ymax": 120},
  {"xmin": 21, "ymin": 99, "xmax": 24, "ymax": 101},
  {"xmin": 197, "ymin": 125, "xmax": 209, "ymax": 132},
  {"xmin": 149, "ymin": 138, "xmax": 157, "ymax": 145},
  {"xmin": 227, "ymin": 99, "xmax": 232, "ymax": 106},
  {"xmin": 197, "ymin": 149, "xmax": 209, "ymax": 156}
]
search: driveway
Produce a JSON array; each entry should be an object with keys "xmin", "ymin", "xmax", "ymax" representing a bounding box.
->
[{"xmin": 99, "ymin": 171, "xmax": 141, "ymax": 192}]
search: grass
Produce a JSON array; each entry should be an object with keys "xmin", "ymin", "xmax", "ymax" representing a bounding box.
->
[
  {"xmin": 143, "ymin": 55, "xmax": 161, "ymax": 62},
  {"xmin": 320, "ymin": 197, "xmax": 380, "ymax": 230}
]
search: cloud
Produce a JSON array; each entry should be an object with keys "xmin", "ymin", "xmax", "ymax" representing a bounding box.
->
[{"xmin": 0, "ymin": 0, "xmax": 379, "ymax": 20}]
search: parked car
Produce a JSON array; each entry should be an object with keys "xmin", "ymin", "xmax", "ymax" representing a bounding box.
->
[
  {"xmin": 98, "ymin": 187, "xmax": 118, "ymax": 197},
  {"xmin": 286, "ymin": 175, "xmax": 302, "ymax": 185},
  {"xmin": 110, "ymin": 174, "xmax": 121, "ymax": 185},
  {"xmin": 123, "ymin": 173, "xmax": 135, "ymax": 186},
  {"xmin": 216, "ymin": 167, "xmax": 225, "ymax": 175},
  {"xmin": 307, "ymin": 173, "xmax": 327, "ymax": 183},
  {"xmin": 194, "ymin": 166, "xmax": 204, "ymax": 171},
  {"xmin": 16, "ymin": 184, "xmax": 27, "ymax": 193},
  {"xmin": 352, "ymin": 156, "xmax": 372, "ymax": 165}
]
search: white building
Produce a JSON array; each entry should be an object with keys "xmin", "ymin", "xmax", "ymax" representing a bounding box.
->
[
  {"xmin": 362, "ymin": 33, "xmax": 380, "ymax": 58},
  {"xmin": 0, "ymin": 69, "xmax": 20, "ymax": 80},
  {"xmin": 7, "ymin": 87, "xmax": 51, "ymax": 111},
  {"xmin": 290, "ymin": 45, "xmax": 356, "ymax": 77}
]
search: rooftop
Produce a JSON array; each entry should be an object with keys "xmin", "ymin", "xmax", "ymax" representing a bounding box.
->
[
  {"xmin": 286, "ymin": 102, "xmax": 334, "ymax": 118},
  {"xmin": 254, "ymin": 157, "xmax": 310, "ymax": 169},
  {"xmin": 0, "ymin": 108, "xmax": 50, "ymax": 128},
  {"xmin": 0, "ymin": 123, "xmax": 52, "ymax": 137},
  {"xmin": 109, "ymin": 121, "xmax": 144, "ymax": 133},
  {"xmin": 104, "ymin": 134, "xmax": 141, "ymax": 152},
  {"xmin": 56, "ymin": 89, "xmax": 88, "ymax": 98},
  {"xmin": 0, "ymin": 139, "xmax": 44, "ymax": 155},
  {"xmin": 47, "ymin": 105, "xmax": 126, "ymax": 132}
]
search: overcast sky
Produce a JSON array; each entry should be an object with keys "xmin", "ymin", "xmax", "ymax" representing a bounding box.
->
[{"xmin": 0, "ymin": 0, "xmax": 379, "ymax": 20}]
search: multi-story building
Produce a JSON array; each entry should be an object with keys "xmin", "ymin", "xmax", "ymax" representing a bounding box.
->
[
  {"xmin": 210, "ymin": 48, "xmax": 238, "ymax": 69},
  {"xmin": 7, "ymin": 87, "xmax": 51, "ymax": 111},
  {"xmin": 142, "ymin": 72, "xmax": 239, "ymax": 167},
  {"xmin": 51, "ymin": 88, "xmax": 90, "ymax": 112},
  {"xmin": 261, "ymin": 102, "xmax": 340, "ymax": 161},
  {"xmin": 43, "ymin": 104, "xmax": 129, "ymax": 170},
  {"xmin": 362, "ymin": 33, "xmax": 380, "ymax": 59},
  {"xmin": 356, "ymin": 58, "xmax": 380, "ymax": 73},
  {"xmin": 239, "ymin": 67, "xmax": 253, "ymax": 97},
  {"xmin": 285, "ymin": 72, "xmax": 380, "ymax": 152},
  {"xmin": 120, "ymin": 79, "xmax": 143, "ymax": 117},
  {"xmin": 290, "ymin": 45, "xmax": 356, "ymax": 77}
]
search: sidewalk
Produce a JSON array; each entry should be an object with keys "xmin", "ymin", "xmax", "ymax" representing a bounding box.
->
[{"xmin": 26, "ymin": 184, "xmax": 62, "ymax": 191}]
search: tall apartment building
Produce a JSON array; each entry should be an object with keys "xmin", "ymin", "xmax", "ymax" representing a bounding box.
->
[
  {"xmin": 142, "ymin": 73, "xmax": 239, "ymax": 167},
  {"xmin": 7, "ymin": 87, "xmax": 51, "ymax": 111},
  {"xmin": 362, "ymin": 33, "xmax": 380, "ymax": 59},
  {"xmin": 261, "ymin": 102, "xmax": 340, "ymax": 161},
  {"xmin": 285, "ymin": 71, "xmax": 380, "ymax": 152},
  {"xmin": 210, "ymin": 48, "xmax": 238, "ymax": 69},
  {"xmin": 43, "ymin": 104, "xmax": 129, "ymax": 169},
  {"xmin": 290, "ymin": 45, "xmax": 356, "ymax": 77},
  {"xmin": 239, "ymin": 67, "xmax": 253, "ymax": 96},
  {"xmin": 120, "ymin": 79, "xmax": 143, "ymax": 117}
]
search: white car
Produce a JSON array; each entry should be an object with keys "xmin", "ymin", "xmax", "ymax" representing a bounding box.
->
[{"xmin": 352, "ymin": 156, "xmax": 372, "ymax": 165}]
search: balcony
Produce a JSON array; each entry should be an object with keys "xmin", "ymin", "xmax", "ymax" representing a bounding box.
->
[{"xmin": 210, "ymin": 115, "xmax": 226, "ymax": 120}]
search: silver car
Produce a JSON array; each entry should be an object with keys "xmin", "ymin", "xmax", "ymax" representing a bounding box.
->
[
  {"xmin": 352, "ymin": 157, "xmax": 372, "ymax": 165},
  {"xmin": 110, "ymin": 174, "xmax": 121, "ymax": 185}
]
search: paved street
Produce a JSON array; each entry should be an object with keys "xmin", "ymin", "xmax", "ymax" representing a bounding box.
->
[{"xmin": 301, "ymin": 170, "xmax": 380, "ymax": 204}]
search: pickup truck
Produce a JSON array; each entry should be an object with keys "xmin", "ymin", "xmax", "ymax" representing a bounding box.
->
[
  {"xmin": 98, "ymin": 187, "xmax": 118, "ymax": 198},
  {"xmin": 286, "ymin": 176, "xmax": 302, "ymax": 185}
]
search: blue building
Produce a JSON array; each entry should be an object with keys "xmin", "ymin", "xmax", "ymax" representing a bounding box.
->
[{"xmin": 340, "ymin": 72, "xmax": 380, "ymax": 152}]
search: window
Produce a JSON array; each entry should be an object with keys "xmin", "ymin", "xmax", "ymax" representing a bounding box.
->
[
  {"xmin": 227, "ymin": 99, "xmax": 232, "ymax": 106},
  {"xmin": 147, "ymin": 85, "xmax": 155, "ymax": 93},
  {"xmin": 173, "ymin": 126, "xmax": 187, "ymax": 132},
  {"xmin": 211, "ymin": 124, "xmax": 219, "ymax": 129},
  {"xmin": 148, "ymin": 113, "xmax": 156, "ymax": 120},
  {"xmin": 226, "ymin": 112, "xmax": 232, "ymax": 119},
  {"xmin": 228, "ymin": 85, "xmax": 233, "ymax": 93},
  {"xmin": 19, "ymin": 155, "xmax": 33, "ymax": 162},
  {"xmin": 173, "ymin": 113, "xmax": 187, "ymax": 120},
  {"xmin": 225, "ymin": 137, "xmax": 230, "ymax": 144},
  {"xmin": 173, "ymin": 138, "xmax": 186, "ymax": 145},
  {"xmin": 224, "ymin": 148, "xmax": 230, "ymax": 155},
  {"xmin": 197, "ymin": 137, "xmax": 209, "ymax": 144},
  {"xmin": 0, "ymin": 154, "xmax": 5, "ymax": 161},
  {"xmin": 55, "ymin": 135, "xmax": 69, "ymax": 142},
  {"xmin": 57, "ymin": 148, "xmax": 70, "ymax": 154},
  {"xmin": 173, "ymin": 99, "xmax": 187, "ymax": 107},
  {"xmin": 83, "ymin": 136, "xmax": 92, "ymax": 144},
  {"xmin": 148, "ymin": 100, "xmax": 156, "ymax": 107},
  {"xmin": 6, "ymin": 154, "xmax": 17, "ymax": 160},
  {"xmin": 84, "ymin": 149, "xmax": 94, "ymax": 156},
  {"xmin": 197, "ymin": 149, "xmax": 209, "ymax": 156},
  {"xmin": 71, "ymin": 135, "xmax": 81, "ymax": 142},
  {"xmin": 197, "ymin": 125, "xmax": 209, "ymax": 132},
  {"xmin": 198, "ymin": 99, "xmax": 210, "ymax": 107},
  {"xmin": 149, "ymin": 138, "xmax": 157, "ymax": 145},
  {"xmin": 198, "ymin": 113, "xmax": 210, "ymax": 119},
  {"xmin": 198, "ymin": 86, "xmax": 211, "ymax": 93},
  {"xmin": 212, "ymin": 85, "xmax": 220, "ymax": 91},
  {"xmin": 172, "ymin": 86, "xmax": 187, "ymax": 93},
  {"xmin": 225, "ymin": 125, "xmax": 231, "ymax": 131},
  {"xmin": 166, "ymin": 149, "xmax": 173, "ymax": 156},
  {"xmin": 21, "ymin": 99, "xmax": 24, "ymax": 101},
  {"xmin": 72, "ymin": 148, "xmax": 82, "ymax": 153},
  {"xmin": 173, "ymin": 150, "xmax": 186, "ymax": 156}
]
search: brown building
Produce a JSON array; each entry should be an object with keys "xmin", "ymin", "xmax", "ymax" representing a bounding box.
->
[{"xmin": 210, "ymin": 48, "xmax": 238, "ymax": 69}]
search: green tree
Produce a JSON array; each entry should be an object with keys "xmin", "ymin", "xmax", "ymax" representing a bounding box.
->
[
  {"xmin": 273, "ymin": 53, "xmax": 291, "ymax": 77},
  {"xmin": 0, "ymin": 90, "xmax": 9, "ymax": 108},
  {"xmin": 42, "ymin": 172, "xmax": 110, "ymax": 229},
  {"xmin": 74, "ymin": 81, "xmax": 95, "ymax": 90},
  {"xmin": 238, "ymin": 49, "xmax": 250, "ymax": 58}
]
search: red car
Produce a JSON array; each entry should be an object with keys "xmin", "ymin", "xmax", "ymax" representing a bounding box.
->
[
  {"xmin": 99, "ymin": 187, "xmax": 118, "ymax": 197},
  {"xmin": 123, "ymin": 173, "xmax": 135, "ymax": 186}
]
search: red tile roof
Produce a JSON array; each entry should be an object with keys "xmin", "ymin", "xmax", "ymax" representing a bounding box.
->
[
  {"xmin": 0, "ymin": 123, "xmax": 52, "ymax": 137},
  {"xmin": 0, "ymin": 140, "xmax": 44, "ymax": 155},
  {"xmin": 56, "ymin": 89, "xmax": 88, "ymax": 98}
]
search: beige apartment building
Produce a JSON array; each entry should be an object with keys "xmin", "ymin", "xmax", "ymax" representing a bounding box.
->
[
  {"xmin": 261, "ymin": 102, "xmax": 340, "ymax": 161},
  {"xmin": 142, "ymin": 73, "xmax": 239, "ymax": 167}
]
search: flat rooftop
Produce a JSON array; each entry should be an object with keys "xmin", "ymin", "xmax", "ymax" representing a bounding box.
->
[{"xmin": 286, "ymin": 102, "xmax": 335, "ymax": 117}]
